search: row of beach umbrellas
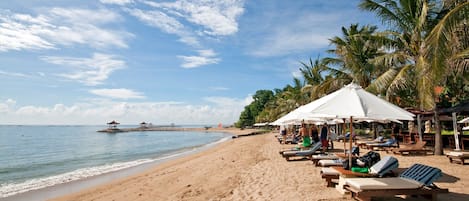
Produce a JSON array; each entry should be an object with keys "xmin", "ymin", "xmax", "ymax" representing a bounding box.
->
[{"xmin": 271, "ymin": 83, "xmax": 416, "ymax": 168}]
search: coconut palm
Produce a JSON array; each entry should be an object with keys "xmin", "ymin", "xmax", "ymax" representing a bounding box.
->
[
  {"xmin": 299, "ymin": 57, "xmax": 327, "ymax": 101},
  {"xmin": 322, "ymin": 24, "xmax": 387, "ymax": 90},
  {"xmin": 360, "ymin": 0, "xmax": 469, "ymax": 154}
]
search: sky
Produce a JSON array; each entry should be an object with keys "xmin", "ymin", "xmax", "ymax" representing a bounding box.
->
[{"xmin": 0, "ymin": 0, "xmax": 379, "ymax": 125}]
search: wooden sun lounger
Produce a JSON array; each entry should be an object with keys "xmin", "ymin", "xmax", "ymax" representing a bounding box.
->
[
  {"xmin": 343, "ymin": 164, "xmax": 448, "ymax": 201},
  {"xmin": 320, "ymin": 167, "xmax": 340, "ymax": 187},
  {"xmin": 312, "ymin": 154, "xmax": 339, "ymax": 166},
  {"xmin": 321, "ymin": 156, "xmax": 398, "ymax": 188},
  {"xmin": 366, "ymin": 141, "xmax": 398, "ymax": 151},
  {"xmin": 391, "ymin": 141, "xmax": 428, "ymax": 155},
  {"xmin": 282, "ymin": 142, "xmax": 321, "ymax": 161},
  {"xmin": 446, "ymin": 151, "xmax": 469, "ymax": 165}
]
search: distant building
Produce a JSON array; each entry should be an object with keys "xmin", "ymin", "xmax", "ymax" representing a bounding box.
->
[{"xmin": 107, "ymin": 120, "xmax": 120, "ymax": 129}]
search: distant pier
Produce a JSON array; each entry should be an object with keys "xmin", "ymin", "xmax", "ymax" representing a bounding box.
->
[{"xmin": 97, "ymin": 126, "xmax": 208, "ymax": 133}]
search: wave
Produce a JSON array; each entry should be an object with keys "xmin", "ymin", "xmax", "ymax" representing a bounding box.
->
[{"xmin": 0, "ymin": 158, "xmax": 153, "ymax": 198}]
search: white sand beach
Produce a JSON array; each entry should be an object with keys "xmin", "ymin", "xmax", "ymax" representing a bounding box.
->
[{"xmin": 49, "ymin": 128, "xmax": 469, "ymax": 201}]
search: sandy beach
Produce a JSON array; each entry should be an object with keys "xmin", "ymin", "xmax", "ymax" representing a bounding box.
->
[{"xmin": 49, "ymin": 128, "xmax": 469, "ymax": 201}]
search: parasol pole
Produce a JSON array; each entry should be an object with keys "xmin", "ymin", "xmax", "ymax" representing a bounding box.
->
[
  {"xmin": 452, "ymin": 112, "xmax": 461, "ymax": 150},
  {"xmin": 349, "ymin": 116, "xmax": 353, "ymax": 169},
  {"xmin": 343, "ymin": 118, "xmax": 346, "ymax": 154}
]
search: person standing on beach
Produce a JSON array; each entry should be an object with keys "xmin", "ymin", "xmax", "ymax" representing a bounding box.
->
[
  {"xmin": 279, "ymin": 125, "xmax": 287, "ymax": 144},
  {"xmin": 299, "ymin": 123, "xmax": 311, "ymax": 148},
  {"xmin": 311, "ymin": 124, "xmax": 319, "ymax": 143},
  {"xmin": 320, "ymin": 123, "xmax": 329, "ymax": 153}
]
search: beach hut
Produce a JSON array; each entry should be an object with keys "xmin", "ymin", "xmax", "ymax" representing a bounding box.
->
[
  {"xmin": 439, "ymin": 101, "xmax": 469, "ymax": 150},
  {"xmin": 140, "ymin": 121, "xmax": 148, "ymax": 128},
  {"xmin": 107, "ymin": 120, "xmax": 120, "ymax": 129}
]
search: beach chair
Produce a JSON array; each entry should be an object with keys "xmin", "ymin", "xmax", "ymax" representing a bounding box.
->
[
  {"xmin": 337, "ymin": 132, "xmax": 356, "ymax": 142},
  {"xmin": 355, "ymin": 136, "xmax": 384, "ymax": 149},
  {"xmin": 312, "ymin": 154, "xmax": 339, "ymax": 166},
  {"xmin": 391, "ymin": 141, "xmax": 428, "ymax": 155},
  {"xmin": 446, "ymin": 151, "xmax": 469, "ymax": 165},
  {"xmin": 366, "ymin": 138, "xmax": 398, "ymax": 151},
  {"xmin": 318, "ymin": 159, "xmax": 344, "ymax": 167},
  {"xmin": 343, "ymin": 163, "xmax": 448, "ymax": 201},
  {"xmin": 320, "ymin": 156, "xmax": 398, "ymax": 187},
  {"xmin": 282, "ymin": 141, "xmax": 321, "ymax": 161}
]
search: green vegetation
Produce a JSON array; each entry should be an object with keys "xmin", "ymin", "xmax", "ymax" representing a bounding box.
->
[{"xmin": 237, "ymin": 0, "xmax": 468, "ymax": 155}]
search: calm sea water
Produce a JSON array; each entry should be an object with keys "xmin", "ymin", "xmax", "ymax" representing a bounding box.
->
[{"xmin": 0, "ymin": 125, "xmax": 230, "ymax": 198}]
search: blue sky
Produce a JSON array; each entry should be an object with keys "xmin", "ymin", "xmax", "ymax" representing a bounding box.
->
[{"xmin": 0, "ymin": 0, "xmax": 379, "ymax": 125}]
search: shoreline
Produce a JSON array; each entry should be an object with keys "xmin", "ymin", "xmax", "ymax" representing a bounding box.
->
[
  {"xmin": 6, "ymin": 128, "xmax": 469, "ymax": 201},
  {"xmin": 1, "ymin": 128, "xmax": 262, "ymax": 201}
]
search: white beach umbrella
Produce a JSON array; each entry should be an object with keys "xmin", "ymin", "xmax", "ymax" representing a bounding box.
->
[
  {"xmin": 297, "ymin": 83, "xmax": 415, "ymax": 121},
  {"xmin": 293, "ymin": 83, "xmax": 415, "ymax": 167},
  {"xmin": 271, "ymin": 105, "xmax": 334, "ymax": 125}
]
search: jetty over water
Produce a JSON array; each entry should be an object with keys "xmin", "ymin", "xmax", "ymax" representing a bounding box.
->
[{"xmin": 97, "ymin": 126, "xmax": 208, "ymax": 133}]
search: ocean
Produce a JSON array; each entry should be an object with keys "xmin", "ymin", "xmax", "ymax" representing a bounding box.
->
[{"xmin": 0, "ymin": 125, "xmax": 230, "ymax": 198}]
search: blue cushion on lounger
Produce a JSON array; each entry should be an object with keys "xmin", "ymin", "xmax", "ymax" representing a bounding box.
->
[
  {"xmin": 369, "ymin": 156, "xmax": 398, "ymax": 177},
  {"xmin": 283, "ymin": 141, "xmax": 322, "ymax": 156},
  {"xmin": 399, "ymin": 164, "xmax": 442, "ymax": 186}
]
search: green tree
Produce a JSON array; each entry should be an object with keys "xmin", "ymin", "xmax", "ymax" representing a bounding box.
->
[
  {"xmin": 360, "ymin": 0, "xmax": 469, "ymax": 154},
  {"xmin": 236, "ymin": 106, "xmax": 254, "ymax": 128},
  {"xmin": 299, "ymin": 57, "xmax": 327, "ymax": 101},
  {"xmin": 235, "ymin": 90, "xmax": 274, "ymax": 127},
  {"xmin": 319, "ymin": 23, "xmax": 387, "ymax": 96}
]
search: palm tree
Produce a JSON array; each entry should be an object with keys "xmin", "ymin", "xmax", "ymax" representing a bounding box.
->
[
  {"xmin": 360, "ymin": 0, "xmax": 469, "ymax": 154},
  {"xmin": 299, "ymin": 57, "xmax": 327, "ymax": 101},
  {"xmin": 323, "ymin": 24, "xmax": 386, "ymax": 89},
  {"xmin": 359, "ymin": 0, "xmax": 435, "ymax": 109}
]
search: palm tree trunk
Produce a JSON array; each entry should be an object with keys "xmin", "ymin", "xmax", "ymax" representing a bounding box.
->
[{"xmin": 434, "ymin": 108, "xmax": 443, "ymax": 155}]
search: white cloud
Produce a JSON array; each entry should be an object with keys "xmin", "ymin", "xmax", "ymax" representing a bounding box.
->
[
  {"xmin": 0, "ymin": 70, "xmax": 30, "ymax": 78},
  {"xmin": 90, "ymin": 88, "xmax": 145, "ymax": 99},
  {"xmin": 0, "ymin": 11, "xmax": 55, "ymax": 51},
  {"xmin": 100, "ymin": 0, "xmax": 134, "ymax": 6},
  {"xmin": 41, "ymin": 53, "xmax": 125, "ymax": 86},
  {"xmin": 251, "ymin": 32, "xmax": 330, "ymax": 57},
  {"xmin": 209, "ymin": 86, "xmax": 229, "ymax": 91},
  {"xmin": 0, "ymin": 96, "xmax": 251, "ymax": 125},
  {"xmin": 126, "ymin": 0, "xmax": 244, "ymax": 46},
  {"xmin": 124, "ymin": 8, "xmax": 200, "ymax": 47},
  {"xmin": 178, "ymin": 49, "xmax": 220, "ymax": 68},
  {"xmin": 0, "ymin": 8, "xmax": 132, "ymax": 52},
  {"xmin": 143, "ymin": 0, "xmax": 244, "ymax": 36},
  {"xmin": 0, "ymin": 99, "xmax": 16, "ymax": 113}
]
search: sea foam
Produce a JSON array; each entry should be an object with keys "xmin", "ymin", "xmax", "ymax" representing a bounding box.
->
[{"xmin": 0, "ymin": 158, "xmax": 154, "ymax": 198}]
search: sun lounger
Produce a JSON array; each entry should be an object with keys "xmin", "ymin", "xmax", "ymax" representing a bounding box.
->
[
  {"xmin": 343, "ymin": 163, "xmax": 448, "ymax": 201},
  {"xmin": 282, "ymin": 141, "xmax": 321, "ymax": 161},
  {"xmin": 318, "ymin": 159, "xmax": 343, "ymax": 167},
  {"xmin": 355, "ymin": 136, "xmax": 384, "ymax": 149},
  {"xmin": 366, "ymin": 138, "xmax": 398, "ymax": 151},
  {"xmin": 312, "ymin": 154, "xmax": 339, "ymax": 166},
  {"xmin": 446, "ymin": 151, "xmax": 469, "ymax": 165},
  {"xmin": 320, "ymin": 156, "xmax": 398, "ymax": 187},
  {"xmin": 321, "ymin": 167, "xmax": 340, "ymax": 187},
  {"xmin": 391, "ymin": 141, "xmax": 428, "ymax": 155},
  {"xmin": 337, "ymin": 132, "xmax": 356, "ymax": 142}
]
